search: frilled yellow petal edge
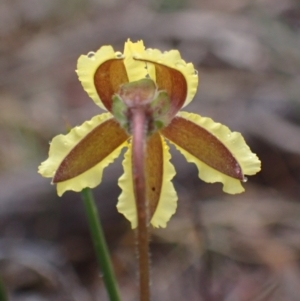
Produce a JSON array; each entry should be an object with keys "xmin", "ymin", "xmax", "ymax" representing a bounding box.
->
[
  {"xmin": 117, "ymin": 145, "xmax": 136, "ymax": 227},
  {"xmin": 123, "ymin": 39, "xmax": 155, "ymax": 83},
  {"xmin": 117, "ymin": 136, "xmax": 177, "ymax": 228},
  {"xmin": 163, "ymin": 112, "xmax": 261, "ymax": 194},
  {"xmin": 38, "ymin": 113, "xmax": 128, "ymax": 196},
  {"xmin": 76, "ymin": 46, "xmax": 124, "ymax": 110},
  {"xmin": 133, "ymin": 47, "xmax": 198, "ymax": 108}
]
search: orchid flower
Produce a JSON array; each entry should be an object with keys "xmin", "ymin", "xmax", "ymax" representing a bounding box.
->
[{"xmin": 38, "ymin": 40, "xmax": 261, "ymax": 228}]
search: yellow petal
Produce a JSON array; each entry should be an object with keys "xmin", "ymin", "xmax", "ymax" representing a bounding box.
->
[
  {"xmin": 76, "ymin": 46, "xmax": 128, "ymax": 111},
  {"xmin": 38, "ymin": 113, "xmax": 129, "ymax": 196},
  {"xmin": 133, "ymin": 47, "xmax": 198, "ymax": 110},
  {"xmin": 123, "ymin": 39, "xmax": 155, "ymax": 82},
  {"xmin": 76, "ymin": 40, "xmax": 198, "ymax": 115},
  {"xmin": 116, "ymin": 143, "xmax": 136, "ymax": 227},
  {"xmin": 117, "ymin": 134, "xmax": 177, "ymax": 228},
  {"xmin": 161, "ymin": 112, "xmax": 261, "ymax": 194}
]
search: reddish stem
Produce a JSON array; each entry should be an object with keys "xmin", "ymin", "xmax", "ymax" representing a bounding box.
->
[{"xmin": 131, "ymin": 106, "xmax": 150, "ymax": 301}]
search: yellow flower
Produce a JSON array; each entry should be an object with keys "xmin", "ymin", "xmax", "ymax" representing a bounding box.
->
[{"xmin": 38, "ymin": 39, "xmax": 261, "ymax": 228}]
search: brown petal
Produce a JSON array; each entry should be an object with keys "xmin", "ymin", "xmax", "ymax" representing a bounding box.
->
[
  {"xmin": 136, "ymin": 61, "xmax": 187, "ymax": 117},
  {"xmin": 53, "ymin": 118, "xmax": 129, "ymax": 183},
  {"xmin": 161, "ymin": 116, "xmax": 243, "ymax": 180},
  {"xmin": 145, "ymin": 132, "xmax": 164, "ymax": 218},
  {"xmin": 94, "ymin": 59, "xmax": 129, "ymax": 111}
]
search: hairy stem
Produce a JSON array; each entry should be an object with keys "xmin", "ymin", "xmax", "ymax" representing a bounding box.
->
[{"xmin": 131, "ymin": 106, "xmax": 150, "ymax": 301}]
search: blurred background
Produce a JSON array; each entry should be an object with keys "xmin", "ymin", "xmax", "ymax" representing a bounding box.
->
[{"xmin": 1, "ymin": 0, "xmax": 300, "ymax": 300}]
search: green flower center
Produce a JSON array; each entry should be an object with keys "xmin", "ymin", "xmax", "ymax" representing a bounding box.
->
[{"xmin": 112, "ymin": 78, "xmax": 172, "ymax": 136}]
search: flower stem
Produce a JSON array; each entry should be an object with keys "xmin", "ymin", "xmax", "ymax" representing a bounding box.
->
[
  {"xmin": 131, "ymin": 107, "xmax": 150, "ymax": 301},
  {"xmin": 81, "ymin": 188, "xmax": 121, "ymax": 301},
  {"xmin": 0, "ymin": 277, "xmax": 7, "ymax": 301}
]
